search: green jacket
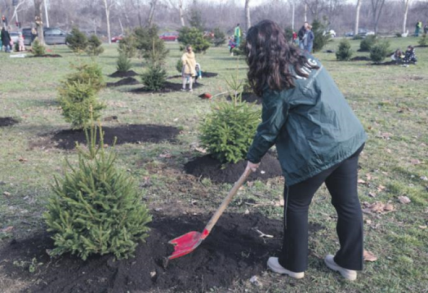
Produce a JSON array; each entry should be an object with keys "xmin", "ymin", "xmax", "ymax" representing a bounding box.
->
[
  {"xmin": 247, "ymin": 57, "xmax": 367, "ymax": 186},
  {"xmin": 234, "ymin": 26, "xmax": 241, "ymax": 38}
]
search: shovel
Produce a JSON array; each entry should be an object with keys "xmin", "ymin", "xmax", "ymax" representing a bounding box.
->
[{"xmin": 168, "ymin": 167, "xmax": 253, "ymax": 260}]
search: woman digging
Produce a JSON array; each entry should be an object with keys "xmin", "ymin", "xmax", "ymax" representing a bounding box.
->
[
  {"xmin": 245, "ymin": 20, "xmax": 367, "ymax": 281},
  {"xmin": 181, "ymin": 45, "xmax": 197, "ymax": 92}
]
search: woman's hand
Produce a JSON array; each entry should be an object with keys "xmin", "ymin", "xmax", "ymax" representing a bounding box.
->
[{"xmin": 246, "ymin": 161, "xmax": 260, "ymax": 172}]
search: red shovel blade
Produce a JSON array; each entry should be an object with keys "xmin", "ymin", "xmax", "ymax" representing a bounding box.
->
[{"xmin": 168, "ymin": 229, "xmax": 209, "ymax": 260}]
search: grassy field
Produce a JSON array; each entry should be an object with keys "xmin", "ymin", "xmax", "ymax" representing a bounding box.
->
[{"xmin": 0, "ymin": 37, "xmax": 427, "ymax": 292}]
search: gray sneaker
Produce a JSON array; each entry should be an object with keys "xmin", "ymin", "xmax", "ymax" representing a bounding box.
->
[
  {"xmin": 324, "ymin": 255, "xmax": 357, "ymax": 281},
  {"xmin": 267, "ymin": 257, "xmax": 304, "ymax": 279}
]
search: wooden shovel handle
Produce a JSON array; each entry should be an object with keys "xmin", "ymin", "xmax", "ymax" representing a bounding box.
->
[{"xmin": 203, "ymin": 167, "xmax": 253, "ymax": 236}]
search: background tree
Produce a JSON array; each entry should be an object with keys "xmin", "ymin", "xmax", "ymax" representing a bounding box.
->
[
  {"xmin": 402, "ymin": 0, "xmax": 411, "ymax": 35},
  {"xmin": 102, "ymin": 0, "xmax": 115, "ymax": 44},
  {"xmin": 371, "ymin": 0, "xmax": 386, "ymax": 33},
  {"xmin": 147, "ymin": 0, "xmax": 159, "ymax": 27},
  {"xmin": 33, "ymin": 0, "xmax": 45, "ymax": 45},
  {"xmin": 355, "ymin": 0, "xmax": 362, "ymax": 35},
  {"xmin": 245, "ymin": 0, "xmax": 251, "ymax": 31}
]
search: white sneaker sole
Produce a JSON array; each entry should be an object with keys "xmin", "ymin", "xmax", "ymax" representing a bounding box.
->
[
  {"xmin": 267, "ymin": 258, "xmax": 304, "ymax": 279},
  {"xmin": 324, "ymin": 255, "xmax": 357, "ymax": 281}
]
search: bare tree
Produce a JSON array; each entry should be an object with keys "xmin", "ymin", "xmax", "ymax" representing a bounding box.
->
[
  {"xmin": 147, "ymin": 0, "xmax": 159, "ymax": 27},
  {"xmin": 402, "ymin": 0, "xmax": 411, "ymax": 34},
  {"xmin": 34, "ymin": 0, "xmax": 45, "ymax": 44},
  {"xmin": 370, "ymin": 0, "xmax": 386, "ymax": 33},
  {"xmin": 168, "ymin": 0, "xmax": 185, "ymax": 27},
  {"xmin": 102, "ymin": 0, "xmax": 115, "ymax": 44},
  {"xmin": 11, "ymin": 0, "xmax": 29, "ymax": 25},
  {"xmin": 245, "ymin": 0, "xmax": 251, "ymax": 31},
  {"xmin": 354, "ymin": 0, "xmax": 362, "ymax": 35}
]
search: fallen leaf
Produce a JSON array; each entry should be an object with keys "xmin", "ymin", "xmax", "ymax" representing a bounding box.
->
[
  {"xmin": 275, "ymin": 199, "xmax": 285, "ymax": 207},
  {"xmin": 247, "ymin": 181, "xmax": 254, "ymax": 187},
  {"xmin": 365, "ymin": 219, "xmax": 372, "ymax": 224},
  {"xmin": 364, "ymin": 250, "xmax": 378, "ymax": 262},
  {"xmin": 384, "ymin": 203, "xmax": 394, "ymax": 211},
  {"xmin": 159, "ymin": 153, "xmax": 172, "ymax": 158},
  {"xmin": 358, "ymin": 179, "xmax": 366, "ymax": 184},
  {"xmin": 386, "ymin": 149, "xmax": 392, "ymax": 153},
  {"xmin": 368, "ymin": 192, "xmax": 377, "ymax": 198},
  {"xmin": 398, "ymin": 196, "xmax": 411, "ymax": 204},
  {"xmin": 1, "ymin": 226, "xmax": 13, "ymax": 233},
  {"xmin": 380, "ymin": 132, "xmax": 393, "ymax": 139},
  {"xmin": 3, "ymin": 191, "xmax": 11, "ymax": 197},
  {"xmin": 419, "ymin": 225, "xmax": 427, "ymax": 229},
  {"xmin": 18, "ymin": 158, "xmax": 27, "ymax": 162},
  {"xmin": 377, "ymin": 185, "xmax": 386, "ymax": 192},
  {"xmin": 195, "ymin": 147, "xmax": 207, "ymax": 154},
  {"xmin": 410, "ymin": 159, "xmax": 421, "ymax": 165},
  {"xmin": 366, "ymin": 173, "xmax": 372, "ymax": 181}
]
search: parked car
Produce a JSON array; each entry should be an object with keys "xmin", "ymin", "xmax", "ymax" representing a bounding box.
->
[
  {"xmin": 9, "ymin": 32, "xmax": 19, "ymax": 44},
  {"xmin": 22, "ymin": 27, "xmax": 68, "ymax": 46},
  {"xmin": 159, "ymin": 32, "xmax": 178, "ymax": 41},
  {"xmin": 111, "ymin": 34, "xmax": 123, "ymax": 43},
  {"xmin": 323, "ymin": 29, "xmax": 336, "ymax": 38}
]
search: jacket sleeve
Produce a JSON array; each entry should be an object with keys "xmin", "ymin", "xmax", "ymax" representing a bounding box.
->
[{"xmin": 247, "ymin": 92, "xmax": 288, "ymax": 164}]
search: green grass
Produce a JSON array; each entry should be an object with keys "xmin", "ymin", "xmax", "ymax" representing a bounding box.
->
[{"xmin": 1, "ymin": 38, "xmax": 428, "ymax": 292}]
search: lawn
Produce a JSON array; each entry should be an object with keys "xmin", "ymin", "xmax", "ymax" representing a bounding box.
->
[{"xmin": 0, "ymin": 37, "xmax": 427, "ymax": 292}]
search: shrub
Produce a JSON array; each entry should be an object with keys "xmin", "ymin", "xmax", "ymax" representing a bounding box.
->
[
  {"xmin": 141, "ymin": 64, "xmax": 167, "ymax": 91},
  {"xmin": 44, "ymin": 123, "xmax": 151, "ymax": 260},
  {"xmin": 118, "ymin": 33, "xmax": 137, "ymax": 58},
  {"xmin": 14, "ymin": 42, "xmax": 19, "ymax": 52},
  {"xmin": 352, "ymin": 35, "xmax": 363, "ymax": 40},
  {"xmin": 86, "ymin": 35, "xmax": 104, "ymax": 56},
  {"xmin": 176, "ymin": 59, "xmax": 183, "ymax": 73},
  {"xmin": 419, "ymin": 33, "xmax": 428, "ymax": 47},
  {"xmin": 178, "ymin": 27, "xmax": 211, "ymax": 53},
  {"xmin": 199, "ymin": 96, "xmax": 260, "ymax": 164},
  {"xmin": 232, "ymin": 40, "xmax": 246, "ymax": 56},
  {"xmin": 117, "ymin": 54, "xmax": 132, "ymax": 73},
  {"xmin": 66, "ymin": 63, "xmax": 104, "ymax": 93},
  {"xmin": 312, "ymin": 19, "xmax": 331, "ymax": 53},
  {"xmin": 395, "ymin": 32, "xmax": 402, "ymax": 38},
  {"xmin": 66, "ymin": 27, "xmax": 88, "ymax": 53},
  {"xmin": 134, "ymin": 26, "xmax": 169, "ymax": 63},
  {"xmin": 58, "ymin": 81, "xmax": 105, "ymax": 129},
  {"xmin": 336, "ymin": 39, "xmax": 353, "ymax": 61},
  {"xmin": 360, "ymin": 35, "xmax": 377, "ymax": 52},
  {"xmin": 370, "ymin": 40, "xmax": 390, "ymax": 63},
  {"xmin": 212, "ymin": 28, "xmax": 226, "ymax": 47},
  {"xmin": 32, "ymin": 39, "xmax": 46, "ymax": 56},
  {"xmin": 284, "ymin": 27, "xmax": 293, "ymax": 42}
]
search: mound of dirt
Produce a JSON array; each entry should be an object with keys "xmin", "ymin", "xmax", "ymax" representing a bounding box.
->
[
  {"xmin": 167, "ymin": 72, "xmax": 218, "ymax": 79},
  {"xmin": 106, "ymin": 77, "xmax": 140, "ymax": 87},
  {"xmin": 109, "ymin": 70, "xmax": 139, "ymax": 78},
  {"xmin": 371, "ymin": 61, "xmax": 401, "ymax": 66},
  {"xmin": 29, "ymin": 54, "xmax": 62, "ymax": 58},
  {"xmin": 50, "ymin": 124, "xmax": 180, "ymax": 150},
  {"xmin": 350, "ymin": 56, "xmax": 371, "ymax": 61},
  {"xmin": 184, "ymin": 153, "xmax": 282, "ymax": 184},
  {"xmin": 227, "ymin": 92, "xmax": 262, "ymax": 105},
  {"xmin": 130, "ymin": 81, "xmax": 203, "ymax": 94},
  {"xmin": 0, "ymin": 213, "xmax": 324, "ymax": 293},
  {"xmin": 0, "ymin": 117, "xmax": 19, "ymax": 127}
]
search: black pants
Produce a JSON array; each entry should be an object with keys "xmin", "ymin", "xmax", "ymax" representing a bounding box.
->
[{"xmin": 278, "ymin": 144, "xmax": 364, "ymax": 272}]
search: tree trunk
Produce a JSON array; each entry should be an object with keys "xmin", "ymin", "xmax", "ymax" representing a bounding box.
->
[
  {"xmin": 354, "ymin": 0, "xmax": 362, "ymax": 35},
  {"xmin": 147, "ymin": 0, "xmax": 158, "ymax": 27},
  {"xmin": 291, "ymin": 2, "xmax": 295, "ymax": 31},
  {"xmin": 245, "ymin": 0, "xmax": 251, "ymax": 31},
  {"xmin": 402, "ymin": 0, "xmax": 410, "ymax": 34},
  {"xmin": 179, "ymin": 0, "xmax": 185, "ymax": 27},
  {"xmin": 103, "ymin": 0, "xmax": 112, "ymax": 44},
  {"xmin": 371, "ymin": 0, "xmax": 386, "ymax": 34},
  {"xmin": 34, "ymin": 0, "xmax": 45, "ymax": 45},
  {"xmin": 304, "ymin": 3, "xmax": 307, "ymax": 22}
]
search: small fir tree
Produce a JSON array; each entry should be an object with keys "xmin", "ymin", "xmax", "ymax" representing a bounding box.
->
[
  {"xmin": 199, "ymin": 77, "xmax": 260, "ymax": 164},
  {"xmin": 67, "ymin": 63, "xmax": 105, "ymax": 93},
  {"xmin": 31, "ymin": 39, "xmax": 46, "ymax": 56},
  {"xmin": 141, "ymin": 65, "xmax": 167, "ymax": 91},
  {"xmin": 118, "ymin": 33, "xmax": 137, "ymax": 58},
  {"xmin": 188, "ymin": 8, "xmax": 204, "ymax": 31},
  {"xmin": 212, "ymin": 28, "xmax": 226, "ymax": 47},
  {"xmin": 360, "ymin": 35, "xmax": 377, "ymax": 52},
  {"xmin": 178, "ymin": 27, "xmax": 211, "ymax": 53},
  {"xmin": 176, "ymin": 59, "xmax": 183, "ymax": 73},
  {"xmin": 312, "ymin": 19, "xmax": 331, "ymax": 53},
  {"xmin": 419, "ymin": 33, "xmax": 428, "ymax": 47},
  {"xmin": 336, "ymin": 39, "xmax": 353, "ymax": 61},
  {"xmin": 134, "ymin": 26, "xmax": 169, "ymax": 62},
  {"xmin": 44, "ymin": 122, "xmax": 152, "ymax": 260},
  {"xmin": 117, "ymin": 54, "xmax": 132, "ymax": 73},
  {"xmin": 66, "ymin": 27, "xmax": 88, "ymax": 53},
  {"xmin": 232, "ymin": 40, "xmax": 246, "ymax": 56},
  {"xmin": 86, "ymin": 35, "xmax": 104, "ymax": 56},
  {"xmin": 370, "ymin": 40, "xmax": 390, "ymax": 63}
]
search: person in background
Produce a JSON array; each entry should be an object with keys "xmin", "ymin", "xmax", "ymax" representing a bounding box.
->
[
  {"xmin": 391, "ymin": 48, "xmax": 404, "ymax": 64},
  {"xmin": 1, "ymin": 15, "xmax": 7, "ymax": 27},
  {"xmin": 424, "ymin": 23, "xmax": 428, "ymax": 34},
  {"xmin": 292, "ymin": 31, "xmax": 298, "ymax": 44},
  {"xmin": 1, "ymin": 26, "xmax": 11, "ymax": 53},
  {"xmin": 18, "ymin": 32, "xmax": 25, "ymax": 52},
  {"xmin": 234, "ymin": 23, "xmax": 242, "ymax": 47},
  {"xmin": 245, "ymin": 20, "xmax": 367, "ymax": 281},
  {"xmin": 0, "ymin": 27, "xmax": 2, "ymax": 52},
  {"xmin": 195, "ymin": 63, "xmax": 202, "ymax": 84},
  {"xmin": 228, "ymin": 36, "xmax": 236, "ymax": 55},
  {"xmin": 415, "ymin": 21, "xmax": 422, "ymax": 36},
  {"xmin": 304, "ymin": 25, "xmax": 314, "ymax": 53},
  {"xmin": 31, "ymin": 27, "xmax": 38, "ymax": 44},
  {"xmin": 298, "ymin": 22, "xmax": 309, "ymax": 50},
  {"xmin": 404, "ymin": 45, "xmax": 417, "ymax": 64},
  {"xmin": 181, "ymin": 45, "xmax": 197, "ymax": 92}
]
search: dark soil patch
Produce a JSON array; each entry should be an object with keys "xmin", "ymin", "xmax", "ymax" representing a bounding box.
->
[
  {"xmin": 371, "ymin": 61, "xmax": 403, "ymax": 66},
  {"xmin": 0, "ymin": 117, "xmax": 19, "ymax": 127},
  {"xmin": 184, "ymin": 153, "xmax": 282, "ymax": 184},
  {"xmin": 50, "ymin": 124, "xmax": 180, "ymax": 150},
  {"xmin": 0, "ymin": 213, "xmax": 324, "ymax": 293},
  {"xmin": 109, "ymin": 70, "xmax": 139, "ymax": 78},
  {"xmin": 106, "ymin": 77, "xmax": 139, "ymax": 87},
  {"xmin": 350, "ymin": 56, "xmax": 371, "ymax": 61},
  {"xmin": 168, "ymin": 72, "xmax": 218, "ymax": 79},
  {"xmin": 29, "ymin": 54, "xmax": 62, "ymax": 58},
  {"xmin": 227, "ymin": 92, "xmax": 262, "ymax": 105},
  {"xmin": 129, "ymin": 81, "xmax": 203, "ymax": 94}
]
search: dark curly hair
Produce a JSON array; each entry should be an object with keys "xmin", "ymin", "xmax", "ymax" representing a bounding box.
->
[{"xmin": 245, "ymin": 20, "xmax": 318, "ymax": 97}]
